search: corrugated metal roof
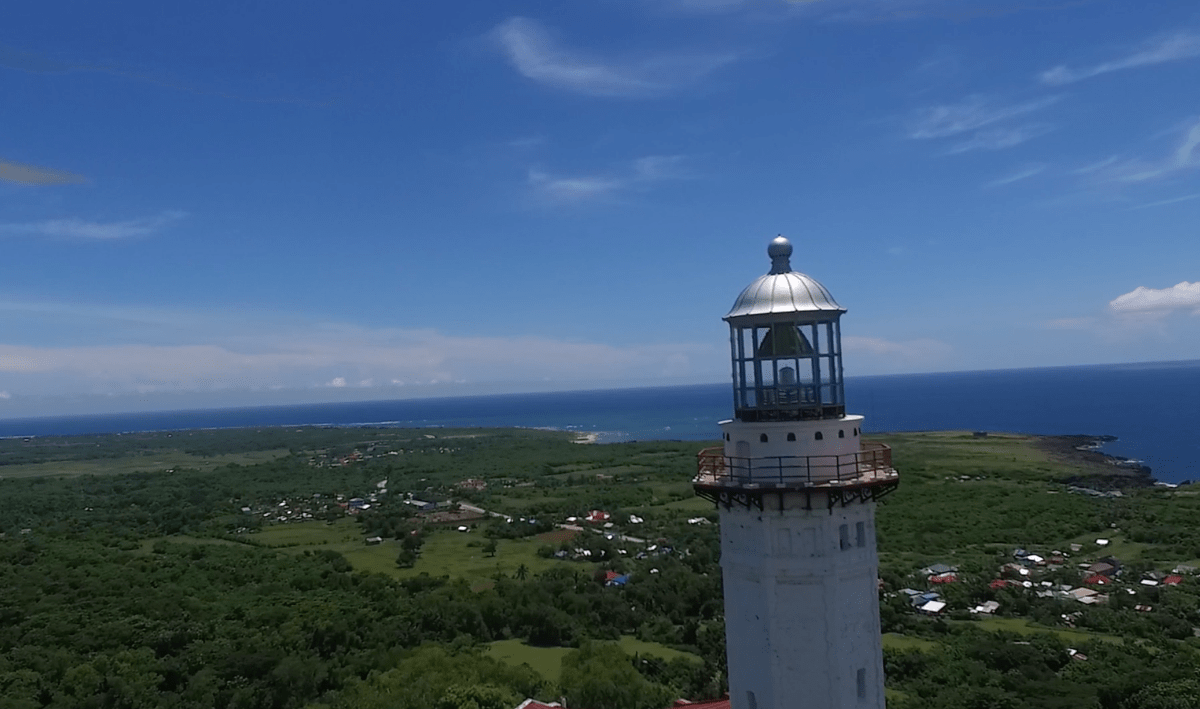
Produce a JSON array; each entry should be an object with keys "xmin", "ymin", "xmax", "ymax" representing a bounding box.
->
[{"xmin": 725, "ymin": 237, "xmax": 844, "ymax": 320}]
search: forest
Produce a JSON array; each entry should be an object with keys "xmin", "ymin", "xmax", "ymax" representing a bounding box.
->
[{"xmin": 2, "ymin": 426, "xmax": 1200, "ymax": 709}]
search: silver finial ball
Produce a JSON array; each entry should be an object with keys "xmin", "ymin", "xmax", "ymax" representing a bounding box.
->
[{"xmin": 767, "ymin": 235, "xmax": 793, "ymax": 274}]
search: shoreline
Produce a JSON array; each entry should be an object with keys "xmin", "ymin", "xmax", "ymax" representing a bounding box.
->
[{"xmin": 1033, "ymin": 434, "xmax": 1157, "ymax": 490}]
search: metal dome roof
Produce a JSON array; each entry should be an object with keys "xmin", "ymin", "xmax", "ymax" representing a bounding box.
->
[{"xmin": 724, "ymin": 236, "xmax": 844, "ymax": 321}]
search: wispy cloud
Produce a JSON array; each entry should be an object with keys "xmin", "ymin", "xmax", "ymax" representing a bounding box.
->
[
  {"xmin": 0, "ymin": 159, "xmax": 86, "ymax": 186},
  {"xmin": 1072, "ymin": 156, "xmax": 1120, "ymax": 175},
  {"xmin": 1110, "ymin": 282, "xmax": 1200, "ymax": 315},
  {"xmin": 908, "ymin": 95, "xmax": 1058, "ymax": 140},
  {"xmin": 1130, "ymin": 193, "xmax": 1200, "ymax": 210},
  {"xmin": 491, "ymin": 17, "xmax": 735, "ymax": 97},
  {"xmin": 1040, "ymin": 31, "xmax": 1200, "ymax": 85},
  {"xmin": 986, "ymin": 164, "xmax": 1047, "ymax": 188},
  {"xmin": 1080, "ymin": 119, "xmax": 1200, "ymax": 184},
  {"xmin": 842, "ymin": 335, "xmax": 953, "ymax": 373},
  {"xmin": 527, "ymin": 170, "xmax": 625, "ymax": 203},
  {"xmin": 0, "ymin": 324, "xmax": 717, "ymax": 398},
  {"xmin": 528, "ymin": 155, "xmax": 690, "ymax": 204},
  {"xmin": 0, "ymin": 211, "xmax": 186, "ymax": 240},
  {"xmin": 947, "ymin": 124, "xmax": 1053, "ymax": 154}
]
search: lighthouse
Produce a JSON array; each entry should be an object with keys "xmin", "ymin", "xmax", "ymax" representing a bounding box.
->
[{"xmin": 694, "ymin": 236, "xmax": 899, "ymax": 709}]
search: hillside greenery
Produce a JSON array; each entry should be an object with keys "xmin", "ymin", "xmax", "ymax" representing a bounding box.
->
[{"xmin": 1, "ymin": 426, "xmax": 1199, "ymax": 708}]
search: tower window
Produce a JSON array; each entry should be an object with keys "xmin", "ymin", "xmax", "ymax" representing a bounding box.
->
[
  {"xmin": 839, "ymin": 524, "xmax": 850, "ymax": 550},
  {"xmin": 854, "ymin": 427, "xmax": 859, "ymax": 436},
  {"xmin": 857, "ymin": 669, "xmax": 867, "ymax": 700},
  {"xmin": 856, "ymin": 521, "xmax": 866, "ymax": 548},
  {"xmin": 759, "ymin": 433, "xmax": 768, "ymax": 443},
  {"xmin": 786, "ymin": 432, "xmax": 796, "ymax": 442},
  {"xmin": 747, "ymin": 692, "xmax": 758, "ymax": 709},
  {"xmin": 815, "ymin": 432, "xmax": 823, "ymax": 441},
  {"xmin": 838, "ymin": 430, "xmax": 845, "ymax": 438},
  {"xmin": 725, "ymin": 433, "xmax": 730, "ymax": 441}
]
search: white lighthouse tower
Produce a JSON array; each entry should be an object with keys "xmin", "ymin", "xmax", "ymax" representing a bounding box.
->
[{"xmin": 694, "ymin": 236, "xmax": 899, "ymax": 709}]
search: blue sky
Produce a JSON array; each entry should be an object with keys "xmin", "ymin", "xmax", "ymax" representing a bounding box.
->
[{"xmin": 2, "ymin": 0, "xmax": 1199, "ymax": 417}]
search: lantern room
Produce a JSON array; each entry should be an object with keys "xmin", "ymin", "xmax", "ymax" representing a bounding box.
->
[{"xmin": 725, "ymin": 236, "xmax": 845, "ymax": 422}]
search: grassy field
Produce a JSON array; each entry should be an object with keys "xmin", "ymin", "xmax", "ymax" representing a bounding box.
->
[
  {"xmin": 487, "ymin": 637, "xmax": 701, "ymax": 684},
  {"xmin": 252, "ymin": 517, "xmax": 362, "ymax": 548},
  {"xmin": 954, "ymin": 616, "xmax": 1124, "ymax": 645},
  {"xmin": 0, "ymin": 448, "xmax": 291, "ymax": 479},
  {"xmin": 387, "ymin": 530, "xmax": 572, "ymax": 580},
  {"xmin": 881, "ymin": 633, "xmax": 939, "ymax": 652}
]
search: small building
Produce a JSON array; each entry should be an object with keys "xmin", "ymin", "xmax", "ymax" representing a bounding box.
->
[
  {"xmin": 1163, "ymin": 575, "xmax": 1184, "ymax": 586},
  {"xmin": 918, "ymin": 600, "xmax": 947, "ymax": 615},
  {"xmin": 365, "ymin": 536, "xmax": 383, "ymax": 545},
  {"xmin": 1068, "ymin": 588, "xmax": 1099, "ymax": 602},
  {"xmin": 585, "ymin": 510, "xmax": 611, "ymax": 523}
]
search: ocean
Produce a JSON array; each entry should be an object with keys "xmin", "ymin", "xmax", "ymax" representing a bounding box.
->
[{"xmin": 1, "ymin": 360, "xmax": 1197, "ymax": 483}]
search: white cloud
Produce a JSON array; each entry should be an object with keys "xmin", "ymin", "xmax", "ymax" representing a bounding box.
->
[
  {"xmin": 986, "ymin": 164, "xmax": 1047, "ymax": 188},
  {"xmin": 947, "ymin": 124, "xmax": 1052, "ymax": 154},
  {"xmin": 528, "ymin": 155, "xmax": 689, "ymax": 204},
  {"xmin": 491, "ymin": 17, "xmax": 735, "ymax": 97},
  {"xmin": 0, "ymin": 390, "xmax": 10, "ymax": 399},
  {"xmin": 528, "ymin": 170, "xmax": 624, "ymax": 203},
  {"xmin": 1130, "ymin": 193, "xmax": 1200, "ymax": 210},
  {"xmin": 1073, "ymin": 156, "xmax": 1121, "ymax": 175},
  {"xmin": 1110, "ymin": 282, "xmax": 1200, "ymax": 315},
  {"xmin": 1040, "ymin": 31, "xmax": 1200, "ymax": 85},
  {"xmin": 0, "ymin": 211, "xmax": 186, "ymax": 240},
  {"xmin": 633, "ymin": 155, "xmax": 689, "ymax": 180},
  {"xmin": 0, "ymin": 159, "xmax": 86, "ymax": 186},
  {"xmin": 907, "ymin": 95, "xmax": 1058, "ymax": 140},
  {"xmin": 1080, "ymin": 119, "xmax": 1200, "ymax": 184},
  {"xmin": 842, "ymin": 335, "xmax": 952, "ymax": 373},
  {"xmin": 0, "ymin": 325, "xmax": 717, "ymax": 398}
]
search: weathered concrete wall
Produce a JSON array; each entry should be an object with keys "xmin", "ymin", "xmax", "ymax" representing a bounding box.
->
[{"xmin": 719, "ymin": 492, "xmax": 884, "ymax": 709}]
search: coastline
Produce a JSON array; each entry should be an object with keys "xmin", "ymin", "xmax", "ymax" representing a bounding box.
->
[{"xmin": 1033, "ymin": 434, "xmax": 1157, "ymax": 490}]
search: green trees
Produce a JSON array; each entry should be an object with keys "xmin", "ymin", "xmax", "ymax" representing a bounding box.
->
[
  {"xmin": 329, "ymin": 646, "xmax": 541, "ymax": 709},
  {"xmin": 559, "ymin": 642, "xmax": 674, "ymax": 709},
  {"xmin": 1124, "ymin": 679, "xmax": 1200, "ymax": 709}
]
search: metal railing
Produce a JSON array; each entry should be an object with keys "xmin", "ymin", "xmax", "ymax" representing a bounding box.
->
[{"xmin": 695, "ymin": 443, "xmax": 895, "ymax": 488}]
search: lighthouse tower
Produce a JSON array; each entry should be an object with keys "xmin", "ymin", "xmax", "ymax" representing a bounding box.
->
[{"xmin": 694, "ymin": 236, "xmax": 899, "ymax": 709}]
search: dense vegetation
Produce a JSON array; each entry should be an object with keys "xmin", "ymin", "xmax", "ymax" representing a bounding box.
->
[{"xmin": 2, "ymin": 426, "xmax": 1200, "ymax": 708}]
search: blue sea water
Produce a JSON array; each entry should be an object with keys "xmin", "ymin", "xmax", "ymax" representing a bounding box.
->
[{"xmin": 1, "ymin": 360, "xmax": 1197, "ymax": 483}]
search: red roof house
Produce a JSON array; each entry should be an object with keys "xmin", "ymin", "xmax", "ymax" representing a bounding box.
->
[
  {"xmin": 1083, "ymin": 574, "xmax": 1110, "ymax": 586},
  {"xmin": 586, "ymin": 510, "xmax": 611, "ymax": 523},
  {"xmin": 672, "ymin": 698, "xmax": 732, "ymax": 709},
  {"xmin": 1163, "ymin": 575, "xmax": 1184, "ymax": 586}
]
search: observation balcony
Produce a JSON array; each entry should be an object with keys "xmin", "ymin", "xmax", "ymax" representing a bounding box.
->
[{"xmin": 693, "ymin": 443, "xmax": 899, "ymax": 510}]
